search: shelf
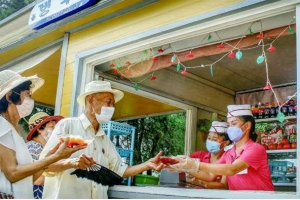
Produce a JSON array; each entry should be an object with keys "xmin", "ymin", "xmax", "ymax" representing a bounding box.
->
[
  {"xmin": 286, "ymin": 174, "xmax": 297, "ymax": 178},
  {"xmin": 267, "ymin": 149, "xmax": 296, "ymax": 159},
  {"xmin": 273, "ymin": 182, "xmax": 296, "ymax": 186},
  {"xmin": 255, "ymin": 116, "xmax": 296, "ymax": 122},
  {"xmin": 266, "ymin": 149, "xmax": 297, "ymax": 154},
  {"xmin": 271, "ymin": 174, "xmax": 296, "ymax": 178},
  {"xmin": 101, "ymin": 121, "xmax": 135, "ymax": 136}
]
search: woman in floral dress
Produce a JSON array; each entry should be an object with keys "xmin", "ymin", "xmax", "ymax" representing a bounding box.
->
[{"xmin": 26, "ymin": 112, "xmax": 63, "ymax": 199}]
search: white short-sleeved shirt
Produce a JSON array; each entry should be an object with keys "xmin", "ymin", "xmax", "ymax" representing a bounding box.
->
[
  {"xmin": 0, "ymin": 117, "xmax": 33, "ymax": 199},
  {"xmin": 40, "ymin": 114, "xmax": 128, "ymax": 199}
]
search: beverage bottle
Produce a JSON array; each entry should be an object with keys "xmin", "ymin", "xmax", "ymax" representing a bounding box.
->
[
  {"xmin": 258, "ymin": 102, "xmax": 265, "ymax": 119},
  {"xmin": 264, "ymin": 102, "xmax": 270, "ymax": 118},
  {"xmin": 275, "ymin": 102, "xmax": 280, "ymax": 116},
  {"xmin": 251, "ymin": 105, "xmax": 258, "ymax": 119},
  {"xmin": 288, "ymin": 99, "xmax": 295, "ymax": 116},
  {"xmin": 281, "ymin": 102, "xmax": 288, "ymax": 116},
  {"xmin": 253, "ymin": 104, "xmax": 259, "ymax": 119},
  {"xmin": 270, "ymin": 102, "xmax": 276, "ymax": 118}
]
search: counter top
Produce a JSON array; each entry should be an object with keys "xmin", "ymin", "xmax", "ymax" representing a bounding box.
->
[{"xmin": 108, "ymin": 185, "xmax": 299, "ymax": 199}]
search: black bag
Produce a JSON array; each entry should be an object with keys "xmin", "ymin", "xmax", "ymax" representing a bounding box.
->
[{"xmin": 0, "ymin": 192, "xmax": 14, "ymax": 199}]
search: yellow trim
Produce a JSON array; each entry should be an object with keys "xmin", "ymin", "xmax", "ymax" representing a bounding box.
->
[
  {"xmin": 0, "ymin": 0, "xmax": 143, "ymax": 66},
  {"xmin": 62, "ymin": 0, "xmax": 241, "ymax": 115}
]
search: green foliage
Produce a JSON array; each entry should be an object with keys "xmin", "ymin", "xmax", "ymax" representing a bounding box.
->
[
  {"xmin": 19, "ymin": 104, "xmax": 54, "ymax": 133},
  {"xmin": 197, "ymin": 118, "xmax": 212, "ymax": 132},
  {"xmin": 118, "ymin": 112, "xmax": 186, "ymax": 169},
  {"xmin": 0, "ymin": 0, "xmax": 35, "ymax": 21}
]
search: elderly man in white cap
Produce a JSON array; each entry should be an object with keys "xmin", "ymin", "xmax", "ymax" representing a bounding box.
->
[
  {"xmin": 167, "ymin": 104, "xmax": 274, "ymax": 191},
  {"xmin": 40, "ymin": 81, "xmax": 164, "ymax": 199}
]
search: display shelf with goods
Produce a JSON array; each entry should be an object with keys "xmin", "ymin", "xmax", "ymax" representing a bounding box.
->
[
  {"xmin": 255, "ymin": 109, "xmax": 297, "ymax": 191},
  {"xmin": 101, "ymin": 121, "xmax": 136, "ymax": 186},
  {"xmin": 256, "ymin": 116, "xmax": 296, "ymax": 123}
]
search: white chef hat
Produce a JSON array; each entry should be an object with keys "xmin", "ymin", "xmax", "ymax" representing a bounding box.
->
[
  {"xmin": 209, "ymin": 121, "xmax": 228, "ymax": 133},
  {"xmin": 227, "ymin": 104, "xmax": 253, "ymax": 118}
]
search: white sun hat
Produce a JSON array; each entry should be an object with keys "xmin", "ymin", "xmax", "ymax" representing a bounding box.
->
[
  {"xmin": 227, "ymin": 104, "xmax": 253, "ymax": 118},
  {"xmin": 209, "ymin": 121, "xmax": 228, "ymax": 133},
  {"xmin": 77, "ymin": 81, "xmax": 124, "ymax": 106},
  {"xmin": 0, "ymin": 70, "xmax": 44, "ymax": 100}
]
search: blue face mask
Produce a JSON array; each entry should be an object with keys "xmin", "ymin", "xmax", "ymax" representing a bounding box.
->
[
  {"xmin": 227, "ymin": 126, "xmax": 244, "ymax": 142},
  {"xmin": 206, "ymin": 140, "xmax": 221, "ymax": 153}
]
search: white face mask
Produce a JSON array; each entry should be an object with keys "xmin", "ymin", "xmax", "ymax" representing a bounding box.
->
[
  {"xmin": 42, "ymin": 134, "xmax": 49, "ymax": 141},
  {"xmin": 95, "ymin": 107, "xmax": 115, "ymax": 123},
  {"xmin": 44, "ymin": 129, "xmax": 53, "ymax": 141},
  {"xmin": 16, "ymin": 97, "xmax": 34, "ymax": 118}
]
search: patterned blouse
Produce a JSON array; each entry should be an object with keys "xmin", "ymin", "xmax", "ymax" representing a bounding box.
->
[{"xmin": 26, "ymin": 141, "xmax": 44, "ymax": 199}]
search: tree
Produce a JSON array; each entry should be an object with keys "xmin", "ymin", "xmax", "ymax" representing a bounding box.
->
[
  {"xmin": 118, "ymin": 112, "xmax": 186, "ymax": 175},
  {"xmin": 0, "ymin": 0, "xmax": 35, "ymax": 21}
]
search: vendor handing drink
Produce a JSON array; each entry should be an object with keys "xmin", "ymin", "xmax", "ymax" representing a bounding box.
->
[{"xmin": 168, "ymin": 104, "xmax": 274, "ymax": 191}]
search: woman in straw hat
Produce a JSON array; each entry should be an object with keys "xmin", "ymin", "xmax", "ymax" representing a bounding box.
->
[
  {"xmin": 0, "ymin": 70, "xmax": 85, "ymax": 199},
  {"xmin": 26, "ymin": 112, "xmax": 63, "ymax": 199},
  {"xmin": 168, "ymin": 105, "xmax": 274, "ymax": 191},
  {"xmin": 187, "ymin": 121, "xmax": 232, "ymax": 189}
]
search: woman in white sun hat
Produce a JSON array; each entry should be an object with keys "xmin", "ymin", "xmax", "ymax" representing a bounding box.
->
[
  {"xmin": 168, "ymin": 104, "xmax": 274, "ymax": 191},
  {"xmin": 187, "ymin": 121, "xmax": 232, "ymax": 189},
  {"xmin": 0, "ymin": 70, "xmax": 85, "ymax": 199}
]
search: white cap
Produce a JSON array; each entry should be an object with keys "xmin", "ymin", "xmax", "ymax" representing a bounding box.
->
[
  {"xmin": 209, "ymin": 121, "xmax": 228, "ymax": 133},
  {"xmin": 227, "ymin": 104, "xmax": 253, "ymax": 118}
]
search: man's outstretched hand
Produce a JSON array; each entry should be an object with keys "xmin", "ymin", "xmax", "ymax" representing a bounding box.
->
[{"xmin": 146, "ymin": 151, "xmax": 166, "ymax": 171}]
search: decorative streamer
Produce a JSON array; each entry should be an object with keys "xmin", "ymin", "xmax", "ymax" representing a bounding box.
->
[{"xmin": 109, "ymin": 17, "xmax": 296, "ymax": 118}]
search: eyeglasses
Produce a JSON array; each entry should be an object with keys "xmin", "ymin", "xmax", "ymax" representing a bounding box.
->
[{"xmin": 12, "ymin": 89, "xmax": 32, "ymax": 96}]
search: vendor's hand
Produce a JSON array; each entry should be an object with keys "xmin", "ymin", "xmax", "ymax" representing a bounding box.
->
[
  {"xmin": 186, "ymin": 176, "xmax": 207, "ymax": 188},
  {"xmin": 71, "ymin": 154, "xmax": 97, "ymax": 170},
  {"xmin": 52, "ymin": 137, "xmax": 87, "ymax": 160},
  {"xmin": 186, "ymin": 176, "xmax": 199, "ymax": 185},
  {"xmin": 169, "ymin": 155, "xmax": 200, "ymax": 172},
  {"xmin": 145, "ymin": 151, "xmax": 165, "ymax": 171},
  {"xmin": 198, "ymin": 180, "xmax": 208, "ymax": 188}
]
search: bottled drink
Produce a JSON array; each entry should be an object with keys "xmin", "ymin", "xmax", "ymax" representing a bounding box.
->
[
  {"xmin": 258, "ymin": 102, "xmax": 265, "ymax": 119},
  {"xmin": 281, "ymin": 102, "xmax": 288, "ymax": 116},
  {"xmin": 252, "ymin": 105, "xmax": 258, "ymax": 119},
  {"xmin": 275, "ymin": 102, "xmax": 280, "ymax": 116},
  {"xmin": 288, "ymin": 100, "xmax": 295, "ymax": 116},
  {"xmin": 252, "ymin": 104, "xmax": 258, "ymax": 119},
  {"xmin": 270, "ymin": 102, "xmax": 276, "ymax": 118},
  {"xmin": 264, "ymin": 102, "xmax": 270, "ymax": 119}
]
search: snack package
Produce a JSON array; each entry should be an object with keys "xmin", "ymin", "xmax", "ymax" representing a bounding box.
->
[
  {"xmin": 284, "ymin": 121, "xmax": 297, "ymax": 143},
  {"xmin": 160, "ymin": 156, "xmax": 179, "ymax": 165},
  {"xmin": 60, "ymin": 135, "xmax": 90, "ymax": 148},
  {"xmin": 261, "ymin": 126, "xmax": 283, "ymax": 149}
]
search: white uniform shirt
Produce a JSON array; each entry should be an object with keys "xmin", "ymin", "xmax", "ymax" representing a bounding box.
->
[
  {"xmin": 40, "ymin": 114, "xmax": 128, "ymax": 199},
  {"xmin": 0, "ymin": 117, "xmax": 33, "ymax": 199}
]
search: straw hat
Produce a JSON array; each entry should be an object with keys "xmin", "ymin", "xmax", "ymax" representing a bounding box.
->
[
  {"xmin": 0, "ymin": 70, "xmax": 44, "ymax": 100},
  {"xmin": 209, "ymin": 121, "xmax": 228, "ymax": 133},
  {"xmin": 77, "ymin": 81, "xmax": 124, "ymax": 106},
  {"xmin": 27, "ymin": 112, "xmax": 63, "ymax": 141},
  {"xmin": 227, "ymin": 104, "xmax": 253, "ymax": 118}
]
